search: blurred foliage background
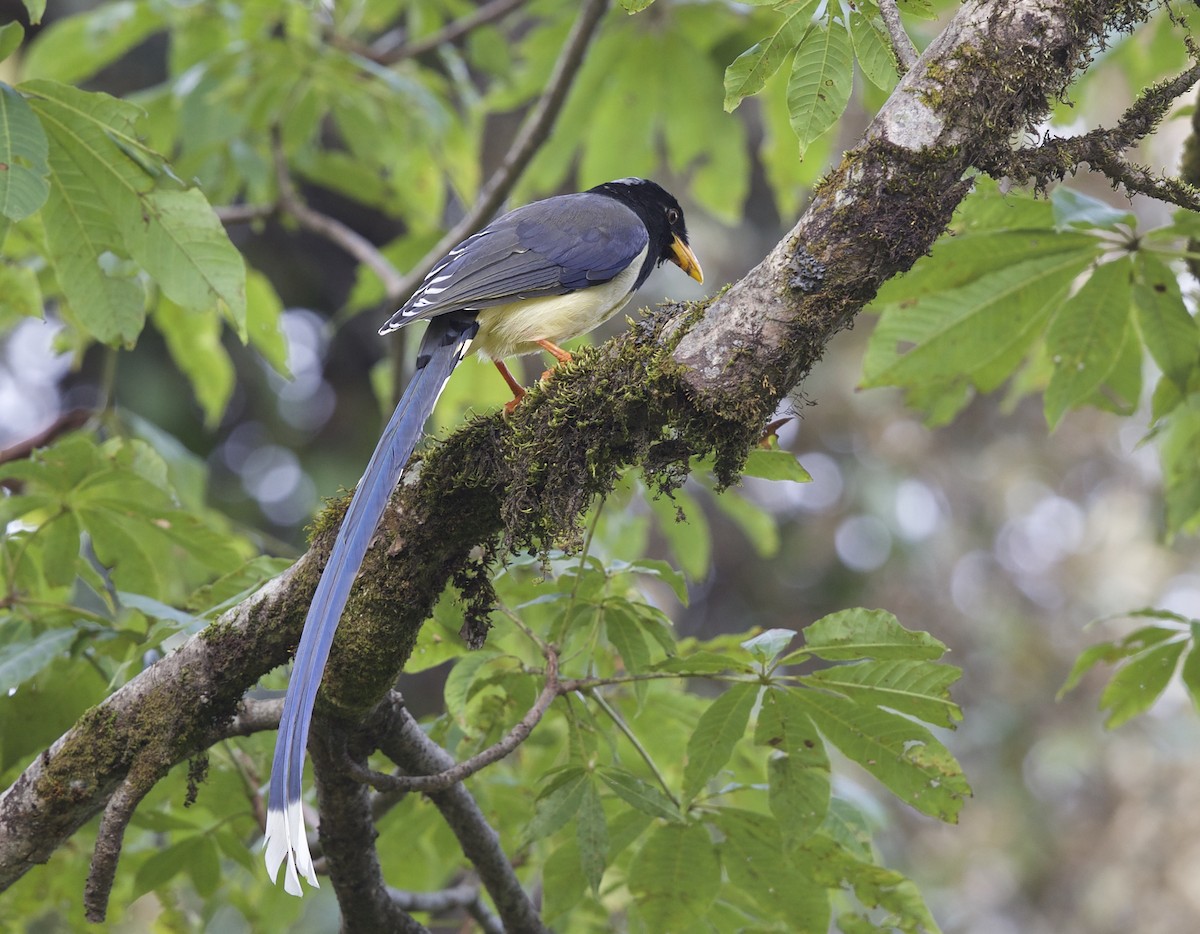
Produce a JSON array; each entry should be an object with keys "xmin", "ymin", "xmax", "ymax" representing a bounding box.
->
[{"xmin": 3, "ymin": 0, "xmax": 1200, "ymax": 931}]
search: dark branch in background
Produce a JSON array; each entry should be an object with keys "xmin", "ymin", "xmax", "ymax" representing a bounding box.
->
[
  {"xmin": 371, "ymin": 0, "xmax": 526, "ymax": 64},
  {"xmin": 877, "ymin": 0, "xmax": 918, "ymax": 72},
  {"xmin": 270, "ymin": 139, "xmax": 408, "ymax": 298},
  {"xmin": 1181, "ymin": 83, "xmax": 1200, "ymax": 279},
  {"xmin": 213, "ymin": 202, "xmax": 274, "ymax": 226},
  {"xmin": 996, "ymin": 58, "xmax": 1200, "ymax": 209},
  {"xmin": 388, "ymin": 882, "xmax": 503, "ymax": 934}
]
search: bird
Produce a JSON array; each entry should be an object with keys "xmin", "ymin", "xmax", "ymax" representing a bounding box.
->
[{"xmin": 263, "ymin": 178, "xmax": 703, "ymax": 895}]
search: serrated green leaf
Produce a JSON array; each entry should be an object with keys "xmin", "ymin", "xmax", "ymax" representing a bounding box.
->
[
  {"xmin": 598, "ymin": 768, "xmax": 681, "ymax": 822},
  {"xmin": 849, "ymin": 12, "xmax": 899, "ymax": 90},
  {"xmin": 628, "ymin": 823, "xmax": 720, "ymax": 931},
  {"xmin": 1100, "ymin": 638, "xmax": 1186, "ymax": 728},
  {"xmin": 443, "ymin": 651, "xmax": 499, "ymax": 722},
  {"xmin": 1045, "ymin": 258, "xmax": 1133, "ymax": 428},
  {"xmin": 742, "ymin": 448, "xmax": 812, "ymax": 482},
  {"xmin": 524, "ymin": 768, "xmax": 589, "ymax": 845},
  {"xmin": 1133, "ymin": 253, "xmax": 1199, "ymax": 388},
  {"xmin": 796, "ymin": 689, "xmax": 970, "ymax": 821},
  {"xmin": 802, "ymin": 608, "xmax": 946, "ymax": 661},
  {"xmin": 683, "ymin": 681, "xmax": 758, "ymax": 800},
  {"xmin": 714, "ymin": 808, "xmax": 831, "ymax": 930},
  {"xmin": 576, "ymin": 778, "xmax": 608, "ymax": 894},
  {"xmin": 0, "ymin": 83, "xmax": 49, "ymax": 220},
  {"xmin": 723, "ymin": 0, "xmax": 819, "ymax": 111},
  {"xmin": 605, "ymin": 609, "xmax": 652, "ymax": 674},
  {"xmin": 803, "ymin": 659, "xmax": 963, "ymax": 727},
  {"xmin": 803, "ymin": 834, "xmax": 940, "ymax": 932},
  {"xmin": 864, "ymin": 250, "xmax": 1096, "ymax": 394},
  {"xmin": 1159, "ymin": 395, "xmax": 1200, "ymax": 535},
  {"xmin": 0, "ymin": 627, "xmax": 77, "ymax": 693},
  {"xmin": 786, "ymin": 20, "xmax": 854, "ymax": 156}
]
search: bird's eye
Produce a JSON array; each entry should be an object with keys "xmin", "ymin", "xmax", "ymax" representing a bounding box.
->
[{"xmin": 666, "ymin": 207, "xmax": 679, "ymax": 225}]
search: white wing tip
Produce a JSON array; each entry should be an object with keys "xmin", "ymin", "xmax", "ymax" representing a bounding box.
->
[{"xmin": 264, "ymin": 801, "xmax": 319, "ymax": 897}]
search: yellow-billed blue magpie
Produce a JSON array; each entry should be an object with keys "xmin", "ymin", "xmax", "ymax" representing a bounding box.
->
[{"xmin": 264, "ymin": 178, "xmax": 702, "ymax": 894}]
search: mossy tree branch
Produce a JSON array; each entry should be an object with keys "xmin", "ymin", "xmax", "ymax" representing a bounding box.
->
[{"xmin": 0, "ymin": 0, "xmax": 1175, "ymax": 912}]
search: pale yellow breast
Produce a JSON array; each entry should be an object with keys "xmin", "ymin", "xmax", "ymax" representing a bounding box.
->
[{"xmin": 470, "ymin": 246, "xmax": 646, "ymax": 361}]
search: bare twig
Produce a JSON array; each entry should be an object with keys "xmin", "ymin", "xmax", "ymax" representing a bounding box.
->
[
  {"xmin": 878, "ymin": 0, "xmax": 919, "ymax": 71},
  {"xmin": 996, "ymin": 58, "xmax": 1200, "ymax": 209},
  {"xmin": 271, "ymin": 138, "xmax": 407, "ymax": 300},
  {"xmin": 371, "ymin": 0, "xmax": 526, "ymax": 64},
  {"xmin": 375, "ymin": 694, "xmax": 550, "ymax": 934},
  {"xmin": 353, "ymin": 651, "xmax": 559, "ymax": 794},
  {"xmin": 83, "ymin": 778, "xmax": 153, "ymax": 922}
]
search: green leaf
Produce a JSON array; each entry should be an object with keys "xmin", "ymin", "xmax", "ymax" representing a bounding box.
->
[
  {"xmin": 0, "ymin": 260, "xmax": 43, "ymax": 327},
  {"xmin": 653, "ymin": 651, "xmax": 748, "ymax": 675},
  {"xmin": 723, "ymin": 0, "xmax": 819, "ymax": 111},
  {"xmin": 524, "ymin": 767, "xmax": 589, "ymax": 845},
  {"xmin": 0, "ymin": 626, "xmax": 77, "ymax": 693},
  {"xmin": 605, "ymin": 608, "xmax": 652, "ymax": 675},
  {"xmin": 1051, "ymin": 186, "xmax": 1136, "ymax": 230},
  {"xmin": 124, "ymin": 188, "xmax": 247, "ymax": 336},
  {"xmin": 712, "ymin": 491, "xmax": 780, "ymax": 558},
  {"xmin": 803, "ymin": 659, "xmax": 963, "ymax": 727},
  {"xmin": 0, "ymin": 83, "xmax": 49, "ymax": 221},
  {"xmin": 132, "ymin": 834, "xmax": 208, "ymax": 900},
  {"xmin": 575, "ymin": 778, "xmax": 608, "ymax": 894},
  {"xmin": 598, "ymin": 768, "xmax": 681, "ymax": 822},
  {"xmin": 1099, "ymin": 638, "xmax": 1186, "ymax": 728},
  {"xmin": 25, "ymin": 1, "xmax": 166, "ymax": 84},
  {"xmin": 1044, "ymin": 258, "xmax": 1133, "ymax": 428},
  {"xmin": 628, "ymin": 823, "xmax": 721, "ymax": 931},
  {"xmin": 714, "ymin": 808, "xmax": 831, "ymax": 930},
  {"xmin": 1160, "ymin": 395, "xmax": 1200, "ymax": 535},
  {"xmin": 619, "ymin": 0, "xmax": 656, "ymax": 11},
  {"xmin": 742, "ymin": 448, "xmax": 812, "ymax": 482},
  {"xmin": 802, "ymin": 608, "xmax": 947, "ymax": 661},
  {"xmin": 0, "ymin": 23, "xmax": 25, "ymax": 64},
  {"xmin": 1181, "ymin": 626, "xmax": 1200, "ymax": 712},
  {"xmin": 21, "ymin": 0, "xmax": 44, "ymax": 25},
  {"xmin": 620, "ymin": 558, "xmax": 687, "ymax": 604},
  {"xmin": 786, "ymin": 19, "xmax": 854, "ymax": 156},
  {"xmin": 246, "ymin": 269, "xmax": 289, "ymax": 375},
  {"xmin": 757, "ymin": 690, "xmax": 831, "ymax": 841},
  {"xmin": 152, "ymin": 296, "xmax": 235, "ymax": 427},
  {"xmin": 1133, "ymin": 253, "xmax": 1199, "ymax": 388},
  {"xmin": 683, "ymin": 681, "xmax": 759, "ymax": 800},
  {"xmin": 864, "ymin": 250, "xmax": 1096, "ymax": 394},
  {"xmin": 796, "ymin": 689, "xmax": 970, "ymax": 821},
  {"xmin": 39, "ymin": 510, "xmax": 80, "ymax": 588},
  {"xmin": 849, "ymin": 12, "xmax": 899, "ymax": 90}
]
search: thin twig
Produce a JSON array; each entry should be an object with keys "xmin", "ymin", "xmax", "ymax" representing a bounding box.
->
[
  {"xmin": 584, "ymin": 689, "xmax": 680, "ymax": 807},
  {"xmin": 878, "ymin": 0, "xmax": 918, "ymax": 72},
  {"xmin": 271, "ymin": 137, "xmax": 407, "ymax": 299},
  {"xmin": 0, "ymin": 409, "xmax": 91, "ymax": 478},
  {"xmin": 371, "ymin": 0, "xmax": 526, "ymax": 64},
  {"xmin": 353, "ymin": 651, "xmax": 560, "ymax": 793}
]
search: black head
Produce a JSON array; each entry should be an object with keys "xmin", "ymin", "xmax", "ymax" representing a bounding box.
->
[{"xmin": 589, "ymin": 178, "xmax": 703, "ymax": 285}]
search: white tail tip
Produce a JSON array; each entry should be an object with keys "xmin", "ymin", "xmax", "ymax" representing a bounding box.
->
[{"xmin": 264, "ymin": 800, "xmax": 319, "ymax": 896}]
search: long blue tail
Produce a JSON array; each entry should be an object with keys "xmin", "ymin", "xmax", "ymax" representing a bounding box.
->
[{"xmin": 264, "ymin": 316, "xmax": 477, "ymax": 895}]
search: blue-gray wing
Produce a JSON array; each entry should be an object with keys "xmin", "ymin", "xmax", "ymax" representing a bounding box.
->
[{"xmin": 381, "ymin": 193, "xmax": 648, "ymax": 333}]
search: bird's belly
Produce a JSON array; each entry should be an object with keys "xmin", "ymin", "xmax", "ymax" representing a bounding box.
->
[{"xmin": 471, "ymin": 252, "xmax": 644, "ymax": 361}]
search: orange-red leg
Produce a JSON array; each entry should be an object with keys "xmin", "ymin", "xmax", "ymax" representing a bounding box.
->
[
  {"xmin": 494, "ymin": 361, "xmax": 526, "ymax": 414},
  {"xmin": 536, "ymin": 339, "xmax": 572, "ymax": 364}
]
